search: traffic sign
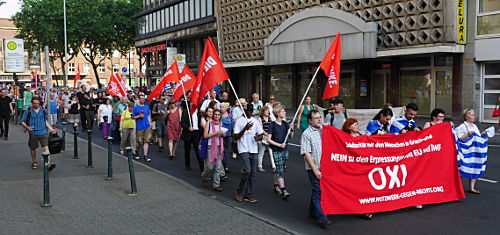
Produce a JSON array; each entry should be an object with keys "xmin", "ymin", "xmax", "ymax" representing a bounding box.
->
[{"xmin": 122, "ymin": 67, "xmax": 127, "ymax": 73}]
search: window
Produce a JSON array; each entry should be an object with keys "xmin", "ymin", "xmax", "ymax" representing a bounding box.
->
[
  {"xmin": 207, "ymin": 0, "xmax": 213, "ymax": 16},
  {"xmin": 195, "ymin": 0, "xmax": 200, "ymax": 19},
  {"xmin": 482, "ymin": 61, "xmax": 500, "ymax": 122},
  {"xmin": 82, "ymin": 48, "xmax": 90, "ymax": 57},
  {"xmin": 400, "ymin": 70, "xmax": 432, "ymax": 114},
  {"xmin": 201, "ymin": 0, "xmax": 206, "ymax": 18},
  {"xmin": 174, "ymin": 4, "xmax": 179, "ymax": 25},
  {"xmin": 99, "ymin": 64, "xmax": 105, "ymax": 73},
  {"xmin": 84, "ymin": 63, "xmax": 90, "ymax": 73},
  {"xmin": 165, "ymin": 8, "xmax": 170, "ymax": 27},
  {"xmin": 170, "ymin": 7, "xmax": 174, "ymax": 26},
  {"xmin": 113, "ymin": 64, "xmax": 120, "ymax": 73},
  {"xmin": 69, "ymin": 63, "xmax": 75, "ymax": 72},
  {"xmin": 179, "ymin": 2, "xmax": 184, "ymax": 24},
  {"xmin": 184, "ymin": 1, "xmax": 189, "ymax": 22},
  {"xmin": 190, "ymin": 0, "xmax": 195, "ymax": 21},
  {"xmin": 477, "ymin": 0, "xmax": 500, "ymax": 36}
]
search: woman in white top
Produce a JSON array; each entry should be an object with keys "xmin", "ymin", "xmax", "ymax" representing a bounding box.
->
[
  {"xmin": 98, "ymin": 98, "xmax": 113, "ymax": 138},
  {"xmin": 455, "ymin": 108, "xmax": 487, "ymax": 194}
]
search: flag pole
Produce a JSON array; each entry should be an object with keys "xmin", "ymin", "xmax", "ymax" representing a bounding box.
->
[
  {"xmin": 227, "ymin": 79, "xmax": 248, "ymax": 119},
  {"xmin": 180, "ymin": 81, "xmax": 193, "ymax": 128},
  {"xmin": 283, "ymin": 66, "xmax": 321, "ymax": 143}
]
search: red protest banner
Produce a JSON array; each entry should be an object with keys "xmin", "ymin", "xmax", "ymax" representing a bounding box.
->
[
  {"xmin": 107, "ymin": 73, "xmax": 127, "ymax": 98},
  {"xmin": 320, "ymin": 123, "xmax": 465, "ymax": 214}
]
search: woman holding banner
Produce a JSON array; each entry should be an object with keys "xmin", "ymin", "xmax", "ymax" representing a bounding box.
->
[
  {"xmin": 456, "ymin": 108, "xmax": 488, "ymax": 194},
  {"xmin": 342, "ymin": 118, "xmax": 374, "ymax": 219},
  {"xmin": 423, "ymin": 108, "xmax": 448, "ymax": 129},
  {"xmin": 366, "ymin": 108, "xmax": 393, "ymax": 135}
]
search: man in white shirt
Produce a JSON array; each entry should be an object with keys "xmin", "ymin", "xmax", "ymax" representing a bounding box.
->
[
  {"xmin": 200, "ymin": 89, "xmax": 220, "ymax": 114},
  {"xmin": 234, "ymin": 103, "xmax": 263, "ymax": 203}
]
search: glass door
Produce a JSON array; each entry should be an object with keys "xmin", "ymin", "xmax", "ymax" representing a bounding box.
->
[
  {"xmin": 372, "ymin": 70, "xmax": 389, "ymax": 108},
  {"xmin": 434, "ymin": 70, "xmax": 453, "ymax": 113}
]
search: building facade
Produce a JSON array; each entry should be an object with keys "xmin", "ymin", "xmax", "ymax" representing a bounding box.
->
[{"xmin": 135, "ymin": 0, "xmax": 500, "ymax": 123}]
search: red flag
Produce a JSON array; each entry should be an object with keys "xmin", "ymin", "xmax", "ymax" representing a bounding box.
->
[
  {"xmin": 148, "ymin": 61, "xmax": 181, "ymax": 102},
  {"xmin": 320, "ymin": 33, "xmax": 341, "ymax": 100},
  {"xmin": 173, "ymin": 66, "xmax": 197, "ymax": 102},
  {"xmin": 73, "ymin": 65, "xmax": 81, "ymax": 88},
  {"xmin": 107, "ymin": 73, "xmax": 127, "ymax": 97},
  {"xmin": 189, "ymin": 37, "xmax": 229, "ymax": 113}
]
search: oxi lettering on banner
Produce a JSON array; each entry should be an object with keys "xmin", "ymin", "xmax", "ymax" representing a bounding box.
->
[{"xmin": 320, "ymin": 123, "xmax": 465, "ymax": 214}]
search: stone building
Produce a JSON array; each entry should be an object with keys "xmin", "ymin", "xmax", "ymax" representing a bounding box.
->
[{"xmin": 135, "ymin": 0, "xmax": 500, "ymax": 123}]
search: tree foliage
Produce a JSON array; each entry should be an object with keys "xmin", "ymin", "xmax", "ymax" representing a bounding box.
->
[{"xmin": 13, "ymin": 0, "xmax": 142, "ymax": 88}]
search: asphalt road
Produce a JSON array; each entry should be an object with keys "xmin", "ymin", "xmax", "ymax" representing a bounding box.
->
[{"xmin": 60, "ymin": 123, "xmax": 500, "ymax": 234}]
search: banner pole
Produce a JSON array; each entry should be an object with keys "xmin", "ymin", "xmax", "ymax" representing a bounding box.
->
[
  {"xmin": 180, "ymin": 81, "xmax": 193, "ymax": 128},
  {"xmin": 227, "ymin": 79, "xmax": 248, "ymax": 119},
  {"xmin": 283, "ymin": 66, "xmax": 321, "ymax": 143}
]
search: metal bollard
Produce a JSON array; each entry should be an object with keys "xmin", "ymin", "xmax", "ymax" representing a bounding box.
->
[
  {"xmin": 87, "ymin": 130, "xmax": 93, "ymax": 168},
  {"xmin": 61, "ymin": 122, "xmax": 67, "ymax": 152},
  {"xmin": 41, "ymin": 152, "xmax": 51, "ymax": 207},
  {"xmin": 125, "ymin": 147, "xmax": 137, "ymax": 195},
  {"xmin": 73, "ymin": 124, "xmax": 79, "ymax": 159},
  {"xmin": 106, "ymin": 137, "xmax": 114, "ymax": 180}
]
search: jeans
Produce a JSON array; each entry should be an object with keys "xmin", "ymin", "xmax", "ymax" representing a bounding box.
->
[
  {"xmin": 307, "ymin": 170, "xmax": 328, "ymax": 222},
  {"xmin": 201, "ymin": 145, "xmax": 223, "ymax": 188},
  {"xmin": 237, "ymin": 152, "xmax": 257, "ymax": 197},
  {"xmin": 0, "ymin": 113, "xmax": 11, "ymax": 136},
  {"xmin": 222, "ymin": 136, "xmax": 233, "ymax": 168}
]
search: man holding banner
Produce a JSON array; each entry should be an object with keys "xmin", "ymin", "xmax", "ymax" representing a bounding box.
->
[{"xmin": 300, "ymin": 109, "xmax": 332, "ymax": 227}]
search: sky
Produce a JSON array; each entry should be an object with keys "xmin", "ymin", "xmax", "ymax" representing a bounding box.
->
[{"xmin": 0, "ymin": 0, "xmax": 21, "ymax": 19}]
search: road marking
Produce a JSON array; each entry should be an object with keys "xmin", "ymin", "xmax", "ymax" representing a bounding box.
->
[
  {"xmin": 478, "ymin": 178, "xmax": 498, "ymax": 184},
  {"xmin": 490, "ymin": 145, "xmax": 500, "ymax": 148}
]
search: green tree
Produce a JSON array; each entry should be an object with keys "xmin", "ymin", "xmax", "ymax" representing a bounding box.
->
[
  {"xmin": 13, "ymin": 0, "xmax": 142, "ymax": 88},
  {"xmin": 13, "ymin": 0, "xmax": 82, "ymax": 87}
]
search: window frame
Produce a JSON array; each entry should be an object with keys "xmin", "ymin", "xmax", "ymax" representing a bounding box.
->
[{"xmin": 476, "ymin": 0, "xmax": 500, "ymax": 38}]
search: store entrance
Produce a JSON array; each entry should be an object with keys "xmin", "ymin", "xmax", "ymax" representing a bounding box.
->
[{"xmin": 372, "ymin": 70, "xmax": 389, "ymax": 109}]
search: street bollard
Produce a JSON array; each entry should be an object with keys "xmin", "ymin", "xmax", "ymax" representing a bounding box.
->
[
  {"xmin": 125, "ymin": 147, "xmax": 137, "ymax": 195},
  {"xmin": 61, "ymin": 122, "xmax": 67, "ymax": 152},
  {"xmin": 87, "ymin": 130, "xmax": 93, "ymax": 168},
  {"xmin": 41, "ymin": 152, "xmax": 51, "ymax": 207},
  {"xmin": 106, "ymin": 137, "xmax": 114, "ymax": 180},
  {"xmin": 73, "ymin": 124, "xmax": 79, "ymax": 159}
]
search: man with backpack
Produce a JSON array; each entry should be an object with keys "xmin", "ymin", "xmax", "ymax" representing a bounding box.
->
[
  {"xmin": 324, "ymin": 98, "xmax": 348, "ymax": 129},
  {"xmin": 20, "ymin": 97, "xmax": 57, "ymax": 170}
]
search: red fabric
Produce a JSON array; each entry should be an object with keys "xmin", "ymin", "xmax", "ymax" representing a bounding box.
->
[
  {"xmin": 148, "ymin": 61, "xmax": 181, "ymax": 102},
  {"xmin": 320, "ymin": 123, "xmax": 465, "ymax": 214},
  {"xmin": 173, "ymin": 66, "xmax": 197, "ymax": 102},
  {"xmin": 189, "ymin": 37, "xmax": 229, "ymax": 114},
  {"xmin": 319, "ymin": 33, "xmax": 341, "ymax": 100},
  {"xmin": 73, "ymin": 65, "xmax": 80, "ymax": 88},
  {"xmin": 107, "ymin": 73, "xmax": 127, "ymax": 98}
]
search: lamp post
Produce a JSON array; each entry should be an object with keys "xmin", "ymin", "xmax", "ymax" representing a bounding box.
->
[{"xmin": 63, "ymin": 0, "xmax": 68, "ymax": 87}]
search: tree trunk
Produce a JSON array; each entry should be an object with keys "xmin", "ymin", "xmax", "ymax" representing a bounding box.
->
[{"xmin": 90, "ymin": 61, "xmax": 102, "ymax": 88}]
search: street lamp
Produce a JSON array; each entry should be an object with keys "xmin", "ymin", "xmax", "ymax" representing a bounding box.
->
[{"xmin": 63, "ymin": 0, "xmax": 68, "ymax": 87}]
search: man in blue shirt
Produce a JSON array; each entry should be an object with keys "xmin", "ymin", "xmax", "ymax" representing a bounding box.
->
[
  {"xmin": 20, "ymin": 97, "xmax": 57, "ymax": 170},
  {"xmin": 132, "ymin": 94, "xmax": 152, "ymax": 162},
  {"xmin": 390, "ymin": 103, "xmax": 421, "ymax": 134}
]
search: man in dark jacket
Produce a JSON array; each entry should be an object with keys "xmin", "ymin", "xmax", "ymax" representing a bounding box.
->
[{"xmin": 180, "ymin": 101, "xmax": 203, "ymax": 171}]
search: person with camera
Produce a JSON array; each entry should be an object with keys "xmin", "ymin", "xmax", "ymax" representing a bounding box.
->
[
  {"xmin": 66, "ymin": 95, "xmax": 80, "ymax": 125},
  {"xmin": 20, "ymin": 97, "xmax": 57, "ymax": 170}
]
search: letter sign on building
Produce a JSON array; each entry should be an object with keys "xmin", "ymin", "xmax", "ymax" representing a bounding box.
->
[{"xmin": 456, "ymin": 0, "xmax": 467, "ymax": 44}]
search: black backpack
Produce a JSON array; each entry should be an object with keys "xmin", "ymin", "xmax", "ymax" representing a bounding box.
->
[{"xmin": 329, "ymin": 110, "xmax": 348, "ymax": 126}]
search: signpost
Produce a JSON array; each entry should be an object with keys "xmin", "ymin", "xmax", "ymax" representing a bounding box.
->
[{"xmin": 4, "ymin": 39, "xmax": 25, "ymax": 73}]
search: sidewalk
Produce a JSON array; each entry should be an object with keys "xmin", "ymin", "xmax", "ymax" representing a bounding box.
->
[{"xmin": 0, "ymin": 126, "xmax": 294, "ymax": 234}]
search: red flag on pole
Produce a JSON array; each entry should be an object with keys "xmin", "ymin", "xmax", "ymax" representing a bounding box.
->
[
  {"xmin": 320, "ymin": 32, "xmax": 341, "ymax": 100},
  {"xmin": 189, "ymin": 37, "xmax": 229, "ymax": 113},
  {"xmin": 173, "ymin": 66, "xmax": 197, "ymax": 102},
  {"xmin": 73, "ymin": 65, "xmax": 80, "ymax": 88},
  {"xmin": 107, "ymin": 73, "xmax": 127, "ymax": 97},
  {"xmin": 148, "ymin": 60, "xmax": 181, "ymax": 102}
]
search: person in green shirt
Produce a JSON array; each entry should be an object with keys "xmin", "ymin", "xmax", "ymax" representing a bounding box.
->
[{"xmin": 23, "ymin": 87, "xmax": 33, "ymax": 110}]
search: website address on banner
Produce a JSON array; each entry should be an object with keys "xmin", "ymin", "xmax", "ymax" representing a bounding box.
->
[{"xmin": 359, "ymin": 186, "xmax": 444, "ymax": 204}]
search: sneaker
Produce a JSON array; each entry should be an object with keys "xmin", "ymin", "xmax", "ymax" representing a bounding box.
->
[
  {"xmin": 158, "ymin": 146, "xmax": 164, "ymax": 152},
  {"xmin": 232, "ymin": 153, "xmax": 237, "ymax": 159},
  {"xmin": 235, "ymin": 192, "xmax": 244, "ymax": 202},
  {"xmin": 48, "ymin": 164, "xmax": 56, "ymax": 171},
  {"xmin": 282, "ymin": 190, "xmax": 290, "ymax": 200},
  {"xmin": 415, "ymin": 205, "xmax": 423, "ymax": 209},
  {"xmin": 144, "ymin": 155, "xmax": 151, "ymax": 162},
  {"xmin": 319, "ymin": 218, "xmax": 333, "ymax": 227},
  {"xmin": 244, "ymin": 196, "xmax": 258, "ymax": 203},
  {"xmin": 273, "ymin": 185, "xmax": 282, "ymax": 195},
  {"xmin": 133, "ymin": 152, "xmax": 140, "ymax": 160}
]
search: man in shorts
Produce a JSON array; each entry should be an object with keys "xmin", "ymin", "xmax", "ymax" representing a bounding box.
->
[
  {"xmin": 20, "ymin": 97, "xmax": 57, "ymax": 170},
  {"xmin": 132, "ymin": 94, "xmax": 152, "ymax": 162}
]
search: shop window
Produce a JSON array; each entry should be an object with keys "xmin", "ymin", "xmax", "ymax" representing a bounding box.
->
[
  {"xmin": 485, "ymin": 62, "xmax": 500, "ymax": 75},
  {"xmin": 434, "ymin": 55, "xmax": 453, "ymax": 67},
  {"xmin": 270, "ymin": 67, "xmax": 293, "ymax": 108},
  {"xmin": 299, "ymin": 65, "xmax": 318, "ymax": 104},
  {"xmin": 338, "ymin": 72, "xmax": 356, "ymax": 109},
  {"xmin": 435, "ymin": 70, "xmax": 453, "ymax": 113},
  {"xmin": 400, "ymin": 70, "xmax": 432, "ymax": 114}
]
